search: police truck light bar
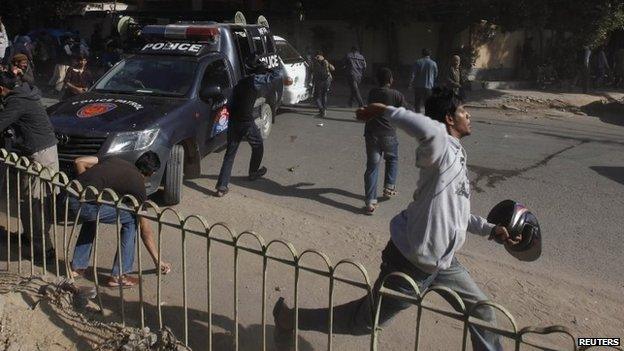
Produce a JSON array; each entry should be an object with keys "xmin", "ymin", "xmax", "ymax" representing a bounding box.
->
[{"xmin": 142, "ymin": 24, "xmax": 220, "ymax": 42}]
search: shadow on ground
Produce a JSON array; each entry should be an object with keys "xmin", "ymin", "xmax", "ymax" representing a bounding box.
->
[
  {"xmin": 184, "ymin": 175, "xmax": 365, "ymax": 214},
  {"xmin": 590, "ymin": 166, "xmax": 624, "ymax": 186},
  {"xmin": 581, "ymin": 100, "xmax": 624, "ymax": 127}
]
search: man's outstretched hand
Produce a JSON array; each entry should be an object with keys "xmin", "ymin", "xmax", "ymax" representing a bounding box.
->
[
  {"xmin": 489, "ymin": 225, "xmax": 521, "ymax": 246},
  {"xmin": 355, "ymin": 103, "xmax": 387, "ymax": 122}
]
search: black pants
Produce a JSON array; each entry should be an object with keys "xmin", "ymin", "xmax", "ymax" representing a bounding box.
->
[
  {"xmin": 413, "ymin": 88, "xmax": 432, "ymax": 113},
  {"xmin": 348, "ymin": 77, "xmax": 364, "ymax": 107},
  {"xmin": 216, "ymin": 122, "xmax": 263, "ymax": 190},
  {"xmin": 314, "ymin": 78, "xmax": 331, "ymax": 112}
]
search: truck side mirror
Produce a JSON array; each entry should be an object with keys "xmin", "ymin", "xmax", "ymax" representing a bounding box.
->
[{"xmin": 200, "ymin": 86, "xmax": 223, "ymax": 103}]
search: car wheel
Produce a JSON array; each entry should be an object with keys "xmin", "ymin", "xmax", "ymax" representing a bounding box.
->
[
  {"xmin": 163, "ymin": 145, "xmax": 184, "ymax": 205},
  {"xmin": 255, "ymin": 103, "xmax": 273, "ymax": 139}
]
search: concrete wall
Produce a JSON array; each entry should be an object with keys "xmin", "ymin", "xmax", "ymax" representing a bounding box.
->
[{"xmin": 473, "ymin": 30, "xmax": 524, "ymax": 70}]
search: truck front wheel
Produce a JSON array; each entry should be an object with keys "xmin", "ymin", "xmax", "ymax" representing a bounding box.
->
[{"xmin": 163, "ymin": 145, "xmax": 184, "ymax": 205}]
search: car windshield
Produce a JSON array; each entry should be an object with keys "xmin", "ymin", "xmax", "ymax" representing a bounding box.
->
[
  {"xmin": 94, "ymin": 57, "xmax": 197, "ymax": 96},
  {"xmin": 275, "ymin": 40, "xmax": 304, "ymax": 64}
]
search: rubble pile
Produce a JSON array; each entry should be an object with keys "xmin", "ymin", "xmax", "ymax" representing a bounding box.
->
[
  {"xmin": 95, "ymin": 326, "xmax": 189, "ymax": 351},
  {"xmin": 0, "ymin": 274, "xmax": 188, "ymax": 350},
  {"xmin": 500, "ymin": 95, "xmax": 588, "ymax": 115}
]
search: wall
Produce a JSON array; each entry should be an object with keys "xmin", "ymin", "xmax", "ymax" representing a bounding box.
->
[
  {"xmin": 473, "ymin": 30, "xmax": 524, "ymax": 70},
  {"xmin": 270, "ymin": 19, "xmax": 440, "ymax": 81}
]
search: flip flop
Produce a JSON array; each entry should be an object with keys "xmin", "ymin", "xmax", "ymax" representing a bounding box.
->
[{"xmin": 383, "ymin": 188, "xmax": 398, "ymax": 197}]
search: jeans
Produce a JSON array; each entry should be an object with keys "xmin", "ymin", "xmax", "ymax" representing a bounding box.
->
[
  {"xmin": 364, "ymin": 134, "xmax": 398, "ymax": 206},
  {"xmin": 216, "ymin": 122, "xmax": 264, "ymax": 190},
  {"xmin": 348, "ymin": 77, "xmax": 364, "ymax": 107},
  {"xmin": 70, "ymin": 197, "xmax": 137, "ymax": 276},
  {"xmin": 20, "ymin": 145, "xmax": 59, "ymax": 253},
  {"xmin": 314, "ymin": 78, "xmax": 331, "ymax": 112},
  {"xmin": 413, "ymin": 87, "xmax": 432, "ymax": 113},
  {"xmin": 296, "ymin": 241, "xmax": 503, "ymax": 351}
]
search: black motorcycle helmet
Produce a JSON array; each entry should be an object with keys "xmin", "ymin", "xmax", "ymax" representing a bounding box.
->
[{"xmin": 487, "ymin": 200, "xmax": 542, "ymax": 262}]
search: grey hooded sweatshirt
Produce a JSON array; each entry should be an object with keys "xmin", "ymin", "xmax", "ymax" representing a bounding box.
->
[
  {"xmin": 384, "ymin": 106, "xmax": 494, "ymax": 273},
  {"xmin": 0, "ymin": 83, "xmax": 57, "ymax": 155}
]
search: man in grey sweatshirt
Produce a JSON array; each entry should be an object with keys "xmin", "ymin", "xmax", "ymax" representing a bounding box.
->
[{"xmin": 273, "ymin": 88, "xmax": 517, "ymax": 351}]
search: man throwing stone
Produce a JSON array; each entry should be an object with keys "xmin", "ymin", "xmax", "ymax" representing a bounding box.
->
[{"xmin": 273, "ymin": 88, "xmax": 518, "ymax": 351}]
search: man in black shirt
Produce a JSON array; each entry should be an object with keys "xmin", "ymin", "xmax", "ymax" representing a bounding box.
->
[
  {"xmin": 69, "ymin": 152, "xmax": 166, "ymax": 287},
  {"xmin": 0, "ymin": 71, "xmax": 59, "ymax": 264},
  {"xmin": 215, "ymin": 58, "xmax": 282, "ymax": 197},
  {"xmin": 363, "ymin": 67, "xmax": 406, "ymax": 214}
]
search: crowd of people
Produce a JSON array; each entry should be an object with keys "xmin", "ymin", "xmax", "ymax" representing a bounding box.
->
[
  {"xmin": 0, "ymin": 17, "xmax": 162, "ymax": 287},
  {"xmin": 0, "ymin": 17, "xmax": 121, "ymax": 102}
]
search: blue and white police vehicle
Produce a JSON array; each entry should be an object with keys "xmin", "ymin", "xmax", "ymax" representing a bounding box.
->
[{"xmin": 48, "ymin": 21, "xmax": 284, "ymax": 205}]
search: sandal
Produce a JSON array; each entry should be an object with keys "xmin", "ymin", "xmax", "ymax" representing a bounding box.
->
[
  {"xmin": 106, "ymin": 275, "xmax": 139, "ymax": 288},
  {"xmin": 383, "ymin": 187, "xmax": 398, "ymax": 197},
  {"xmin": 71, "ymin": 268, "xmax": 87, "ymax": 278}
]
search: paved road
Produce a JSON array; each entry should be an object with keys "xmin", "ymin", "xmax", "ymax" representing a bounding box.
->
[{"xmin": 185, "ymin": 103, "xmax": 624, "ymax": 288}]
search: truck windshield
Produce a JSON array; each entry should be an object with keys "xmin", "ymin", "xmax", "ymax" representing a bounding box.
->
[
  {"xmin": 275, "ymin": 40, "xmax": 304, "ymax": 64},
  {"xmin": 94, "ymin": 57, "xmax": 197, "ymax": 96}
]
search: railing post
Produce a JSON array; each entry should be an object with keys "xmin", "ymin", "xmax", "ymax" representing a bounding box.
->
[{"xmin": 5, "ymin": 163, "xmax": 10, "ymax": 272}]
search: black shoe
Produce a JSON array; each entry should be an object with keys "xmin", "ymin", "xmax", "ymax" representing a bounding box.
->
[{"xmin": 248, "ymin": 166, "xmax": 267, "ymax": 181}]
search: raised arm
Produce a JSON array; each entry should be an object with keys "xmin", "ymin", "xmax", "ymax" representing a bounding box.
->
[
  {"xmin": 384, "ymin": 106, "xmax": 447, "ymax": 167},
  {"xmin": 357, "ymin": 105, "xmax": 447, "ymax": 167}
]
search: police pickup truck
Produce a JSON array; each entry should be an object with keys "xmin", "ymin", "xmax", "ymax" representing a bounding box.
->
[{"xmin": 48, "ymin": 22, "xmax": 284, "ymax": 205}]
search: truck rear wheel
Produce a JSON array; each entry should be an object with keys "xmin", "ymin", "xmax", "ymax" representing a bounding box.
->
[
  {"xmin": 163, "ymin": 145, "xmax": 184, "ymax": 205},
  {"xmin": 255, "ymin": 103, "xmax": 273, "ymax": 139}
]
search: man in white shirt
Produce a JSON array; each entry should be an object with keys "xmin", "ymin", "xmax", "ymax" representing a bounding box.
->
[{"xmin": 273, "ymin": 88, "xmax": 517, "ymax": 351}]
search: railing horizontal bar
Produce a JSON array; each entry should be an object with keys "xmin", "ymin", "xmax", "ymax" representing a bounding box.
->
[{"xmin": 379, "ymin": 288, "xmax": 527, "ymax": 340}]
